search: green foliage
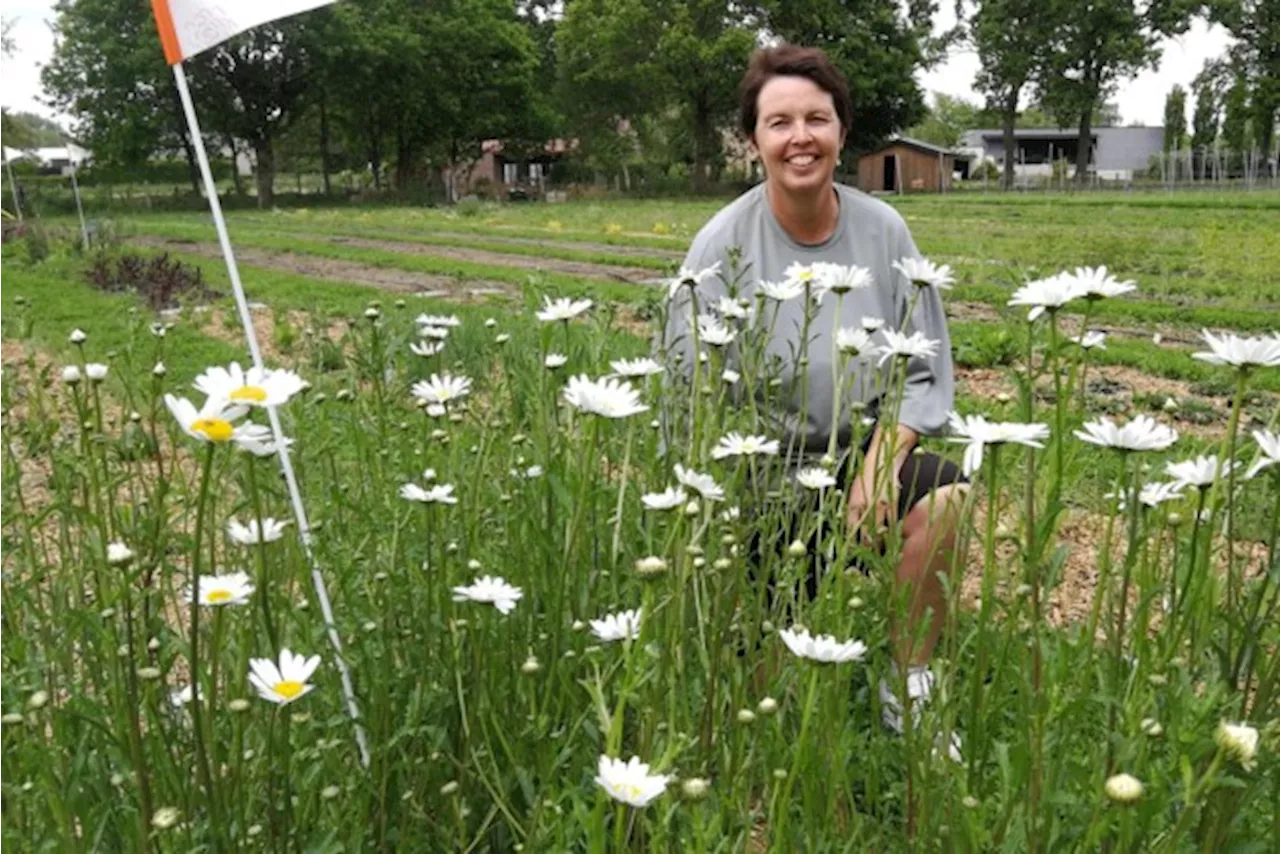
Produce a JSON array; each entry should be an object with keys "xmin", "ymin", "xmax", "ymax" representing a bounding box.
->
[
  {"xmin": 1163, "ymin": 85, "xmax": 1188, "ymax": 152},
  {"xmin": 0, "ymin": 111, "xmax": 68, "ymax": 149}
]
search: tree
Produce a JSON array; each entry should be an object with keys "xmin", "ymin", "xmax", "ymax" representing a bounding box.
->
[
  {"xmin": 1163, "ymin": 85, "xmax": 1187, "ymax": 152},
  {"xmin": 1222, "ymin": 75, "xmax": 1250, "ymax": 157},
  {"xmin": 1191, "ymin": 69, "xmax": 1220, "ymax": 174},
  {"xmin": 1207, "ymin": 0, "xmax": 1280, "ymax": 164},
  {"xmin": 907, "ymin": 92, "xmax": 981, "ymax": 147},
  {"xmin": 764, "ymin": 0, "xmax": 940, "ymax": 158},
  {"xmin": 1, "ymin": 112, "xmax": 67, "ymax": 149},
  {"xmin": 1036, "ymin": 0, "xmax": 1193, "ymax": 184},
  {"xmin": 964, "ymin": 0, "xmax": 1055, "ymax": 188}
]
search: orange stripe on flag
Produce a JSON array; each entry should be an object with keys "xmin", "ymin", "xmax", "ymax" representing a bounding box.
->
[{"xmin": 150, "ymin": 0, "xmax": 183, "ymax": 65}]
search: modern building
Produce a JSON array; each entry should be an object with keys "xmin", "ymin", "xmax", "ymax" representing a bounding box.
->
[{"xmin": 959, "ymin": 127, "xmax": 1164, "ymax": 181}]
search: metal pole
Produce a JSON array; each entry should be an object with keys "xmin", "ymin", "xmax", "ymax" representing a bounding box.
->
[
  {"xmin": 69, "ymin": 157, "xmax": 89, "ymax": 248},
  {"xmin": 170, "ymin": 61, "xmax": 370, "ymax": 768}
]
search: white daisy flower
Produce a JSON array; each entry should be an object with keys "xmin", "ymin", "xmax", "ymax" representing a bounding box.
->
[
  {"xmin": 1216, "ymin": 721, "xmax": 1259, "ymax": 771},
  {"xmin": 152, "ymin": 362, "xmax": 167, "ymax": 377},
  {"xmin": 758, "ymin": 279, "xmax": 804, "ymax": 302},
  {"xmin": 778, "ymin": 627, "xmax": 868, "ymax": 663},
  {"xmin": 86, "ymin": 363, "xmax": 109, "ymax": 381},
  {"xmin": 1165, "ymin": 455, "xmax": 1241, "ymax": 490},
  {"xmin": 710, "ymin": 432, "xmax": 780, "ymax": 460},
  {"xmin": 642, "ymin": 487, "xmax": 688, "ymax": 510},
  {"xmin": 665, "ymin": 262, "xmax": 722, "ymax": 301},
  {"xmin": 106, "ymin": 542, "xmax": 135, "ymax": 566},
  {"xmin": 410, "ymin": 341, "xmax": 445, "ymax": 357},
  {"xmin": 169, "ymin": 684, "xmax": 201, "ymax": 708},
  {"xmin": 164, "ymin": 394, "xmax": 267, "ymax": 446},
  {"xmin": 411, "ymin": 373, "xmax": 473, "ymax": 406},
  {"xmin": 419, "ymin": 325, "xmax": 450, "ymax": 340},
  {"xmin": 795, "ymin": 467, "xmax": 837, "ymax": 490},
  {"xmin": 1007, "ymin": 273, "xmax": 1087, "ymax": 322},
  {"xmin": 1073, "ymin": 415, "xmax": 1178, "ymax": 452},
  {"xmin": 415, "ymin": 313, "xmax": 461, "ymax": 327},
  {"xmin": 1192, "ymin": 330, "xmax": 1280, "ymax": 370},
  {"xmin": 451, "ymin": 575, "xmax": 523, "ymax": 614},
  {"xmin": 721, "ymin": 506, "xmax": 741, "ymax": 522},
  {"xmin": 1071, "ymin": 266, "xmax": 1137, "ymax": 300},
  {"xmin": 234, "ymin": 433, "xmax": 294, "ymax": 458},
  {"xmin": 536, "ymin": 296, "xmax": 593, "ymax": 322},
  {"xmin": 190, "ymin": 572, "xmax": 255, "ymax": 606},
  {"xmin": 590, "ymin": 608, "xmax": 642, "ymax": 643},
  {"xmin": 861, "ymin": 316, "xmax": 886, "ymax": 333},
  {"xmin": 61, "ymin": 365, "xmax": 82, "ymax": 384},
  {"xmin": 595, "ymin": 755, "xmax": 670, "ymax": 808},
  {"xmin": 1104, "ymin": 480, "xmax": 1186, "ymax": 511},
  {"xmin": 1245, "ymin": 430, "xmax": 1280, "ymax": 479},
  {"xmin": 610, "ymin": 357, "xmax": 663, "ymax": 378},
  {"xmin": 674, "ymin": 463, "xmax": 725, "ymax": 501},
  {"xmin": 68, "ymin": 328, "xmax": 87, "ymax": 344},
  {"xmin": 226, "ymin": 518, "xmax": 289, "ymax": 545},
  {"xmin": 194, "ymin": 363, "xmax": 306, "ymax": 407},
  {"xmin": 715, "ymin": 296, "xmax": 750, "ymax": 320},
  {"xmin": 892, "ymin": 257, "xmax": 954, "ymax": 290},
  {"xmin": 150, "ymin": 323, "xmax": 167, "ymax": 337},
  {"xmin": 400, "ymin": 483, "xmax": 459, "ymax": 504},
  {"xmin": 248, "ymin": 649, "xmax": 320, "ymax": 705},
  {"xmin": 782, "ymin": 261, "xmax": 822, "ymax": 293},
  {"xmin": 544, "ymin": 353, "xmax": 568, "ymax": 369},
  {"xmin": 1071, "ymin": 330, "xmax": 1108, "ymax": 350},
  {"xmin": 812, "ymin": 262, "xmax": 874, "ymax": 300},
  {"xmin": 484, "ymin": 318, "xmax": 497, "ymax": 328},
  {"xmin": 876, "ymin": 329, "xmax": 940, "ymax": 366},
  {"xmin": 722, "ymin": 369, "xmax": 740, "ymax": 384},
  {"xmin": 495, "ymin": 333, "xmax": 511, "ymax": 344},
  {"xmin": 947, "ymin": 413, "xmax": 1051, "ymax": 476},
  {"xmin": 696, "ymin": 314, "xmax": 736, "ymax": 347},
  {"xmin": 562, "ymin": 375, "xmax": 649, "ymax": 419},
  {"xmin": 835, "ymin": 327, "xmax": 875, "ymax": 356}
]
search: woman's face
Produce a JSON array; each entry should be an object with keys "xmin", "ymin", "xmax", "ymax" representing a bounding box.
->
[{"xmin": 751, "ymin": 75, "xmax": 844, "ymax": 197}]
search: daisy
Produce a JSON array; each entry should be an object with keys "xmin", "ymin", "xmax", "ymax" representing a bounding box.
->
[
  {"xmin": 415, "ymin": 313, "xmax": 461, "ymax": 327},
  {"xmin": 812, "ymin": 262, "xmax": 874, "ymax": 300},
  {"xmin": 69, "ymin": 328, "xmax": 87, "ymax": 344},
  {"xmin": 641, "ymin": 487, "xmax": 688, "ymax": 510},
  {"xmin": 234, "ymin": 433, "xmax": 294, "ymax": 458},
  {"xmin": 106, "ymin": 542, "xmax": 135, "ymax": 566},
  {"xmin": 1192, "ymin": 330, "xmax": 1280, "ymax": 370},
  {"xmin": 710, "ymin": 432, "xmax": 780, "ymax": 460},
  {"xmin": 544, "ymin": 353, "xmax": 568, "ymax": 369},
  {"xmin": 1071, "ymin": 266, "xmax": 1137, "ymax": 300},
  {"xmin": 1007, "ymin": 273, "xmax": 1087, "ymax": 322},
  {"xmin": 248, "ymin": 649, "xmax": 320, "ymax": 705},
  {"xmin": 795, "ymin": 467, "xmax": 837, "ymax": 490},
  {"xmin": 86, "ymin": 363, "xmax": 109, "ymax": 381},
  {"xmin": 758, "ymin": 279, "xmax": 804, "ymax": 302},
  {"xmin": 665, "ymin": 261, "xmax": 722, "ymax": 301},
  {"xmin": 194, "ymin": 363, "xmax": 306, "ymax": 407},
  {"xmin": 169, "ymin": 684, "xmax": 201, "ymax": 708},
  {"xmin": 61, "ymin": 365, "xmax": 82, "ymax": 384},
  {"xmin": 1074, "ymin": 415, "xmax": 1178, "ymax": 452},
  {"xmin": 876, "ymin": 330, "xmax": 940, "ymax": 366},
  {"xmin": 1216, "ymin": 721, "xmax": 1259, "ymax": 771},
  {"xmin": 835, "ymin": 327, "xmax": 875, "ymax": 356},
  {"xmin": 696, "ymin": 314, "xmax": 736, "ymax": 347},
  {"xmin": 1104, "ymin": 480, "xmax": 1186, "ymax": 511},
  {"xmin": 782, "ymin": 261, "xmax": 822, "ymax": 293},
  {"xmin": 410, "ymin": 341, "xmax": 445, "ymax": 357},
  {"xmin": 451, "ymin": 575, "xmax": 523, "ymax": 614},
  {"xmin": 595, "ymin": 755, "xmax": 670, "ymax": 808},
  {"xmin": 947, "ymin": 413, "xmax": 1051, "ymax": 476},
  {"xmin": 562, "ymin": 375, "xmax": 649, "ymax": 418},
  {"xmin": 1245, "ymin": 430, "xmax": 1280, "ymax": 479},
  {"xmin": 227, "ymin": 518, "xmax": 289, "ymax": 545},
  {"xmin": 778, "ymin": 627, "xmax": 868, "ymax": 663},
  {"xmin": 862, "ymin": 316, "xmax": 886, "ymax": 333},
  {"xmin": 190, "ymin": 572, "xmax": 255, "ymax": 606},
  {"xmin": 400, "ymin": 483, "xmax": 458, "ymax": 504},
  {"xmin": 164, "ymin": 394, "xmax": 267, "ymax": 446},
  {"xmin": 536, "ymin": 296, "xmax": 593, "ymax": 322},
  {"xmin": 674, "ymin": 463, "xmax": 725, "ymax": 501},
  {"xmin": 609, "ymin": 357, "xmax": 663, "ymax": 378},
  {"xmin": 722, "ymin": 369, "xmax": 740, "ymax": 384},
  {"xmin": 715, "ymin": 296, "xmax": 750, "ymax": 320},
  {"xmin": 1071, "ymin": 331, "xmax": 1107, "ymax": 350},
  {"xmin": 892, "ymin": 257, "xmax": 954, "ymax": 290},
  {"xmin": 419, "ymin": 326, "xmax": 450, "ymax": 340},
  {"xmin": 411, "ymin": 373, "xmax": 473, "ymax": 406},
  {"xmin": 1165, "ymin": 455, "xmax": 1240, "ymax": 490},
  {"xmin": 590, "ymin": 608, "xmax": 642, "ymax": 642}
]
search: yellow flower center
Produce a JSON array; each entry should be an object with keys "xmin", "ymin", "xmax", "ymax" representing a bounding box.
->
[
  {"xmin": 274, "ymin": 680, "xmax": 305, "ymax": 700},
  {"xmin": 622, "ymin": 784, "xmax": 644, "ymax": 800},
  {"xmin": 229, "ymin": 385, "xmax": 268, "ymax": 402},
  {"xmin": 206, "ymin": 589, "xmax": 232, "ymax": 603},
  {"xmin": 191, "ymin": 418, "xmax": 234, "ymax": 442}
]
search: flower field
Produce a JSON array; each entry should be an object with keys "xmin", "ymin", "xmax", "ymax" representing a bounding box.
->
[{"xmin": 2, "ymin": 192, "xmax": 1278, "ymax": 851}]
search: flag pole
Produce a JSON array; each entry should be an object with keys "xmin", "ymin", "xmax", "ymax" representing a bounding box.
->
[
  {"xmin": 169, "ymin": 60, "xmax": 370, "ymax": 768},
  {"xmin": 69, "ymin": 156, "xmax": 90, "ymax": 248}
]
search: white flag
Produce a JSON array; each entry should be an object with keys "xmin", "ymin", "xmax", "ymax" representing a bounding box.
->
[{"xmin": 151, "ymin": 0, "xmax": 336, "ymax": 64}]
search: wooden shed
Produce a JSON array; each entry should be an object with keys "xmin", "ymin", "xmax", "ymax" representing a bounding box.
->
[{"xmin": 856, "ymin": 136, "xmax": 956, "ymax": 193}]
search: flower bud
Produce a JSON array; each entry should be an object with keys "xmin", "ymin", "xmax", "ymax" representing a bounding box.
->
[
  {"xmin": 69, "ymin": 328, "xmax": 87, "ymax": 344},
  {"xmin": 1140, "ymin": 718, "xmax": 1163, "ymax": 737},
  {"xmin": 151, "ymin": 807, "xmax": 180, "ymax": 829},
  {"xmin": 787, "ymin": 539, "xmax": 807, "ymax": 557},
  {"xmin": 684, "ymin": 500, "xmax": 700, "ymax": 516},
  {"xmin": 681, "ymin": 777, "xmax": 710, "ymax": 800},
  {"xmin": 634, "ymin": 556, "xmax": 668, "ymax": 576},
  {"xmin": 757, "ymin": 697, "xmax": 778, "ymax": 716},
  {"xmin": 1216, "ymin": 721, "xmax": 1259, "ymax": 770},
  {"xmin": 736, "ymin": 709, "xmax": 755, "ymax": 724},
  {"xmin": 521, "ymin": 655, "xmax": 542, "ymax": 674},
  {"xmin": 1104, "ymin": 773, "xmax": 1143, "ymax": 804},
  {"xmin": 321, "ymin": 785, "xmax": 341, "ymax": 800},
  {"xmin": 27, "ymin": 691, "xmax": 48, "ymax": 710},
  {"xmin": 440, "ymin": 781, "xmax": 460, "ymax": 796}
]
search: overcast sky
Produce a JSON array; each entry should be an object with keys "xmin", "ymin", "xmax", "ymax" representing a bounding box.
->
[{"xmin": 0, "ymin": 0, "xmax": 1235, "ymax": 133}]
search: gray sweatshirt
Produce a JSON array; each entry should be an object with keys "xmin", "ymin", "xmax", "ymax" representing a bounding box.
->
[{"xmin": 660, "ymin": 183, "xmax": 954, "ymax": 452}]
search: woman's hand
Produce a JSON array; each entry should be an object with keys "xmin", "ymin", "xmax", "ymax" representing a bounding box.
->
[{"xmin": 846, "ymin": 459, "xmax": 900, "ymax": 545}]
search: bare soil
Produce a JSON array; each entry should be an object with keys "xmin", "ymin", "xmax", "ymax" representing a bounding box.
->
[
  {"xmin": 949, "ymin": 300, "xmax": 1207, "ymax": 347},
  {"xmin": 130, "ymin": 236, "xmax": 517, "ymax": 297},
  {"xmin": 426, "ymin": 229, "xmax": 684, "ymax": 261}
]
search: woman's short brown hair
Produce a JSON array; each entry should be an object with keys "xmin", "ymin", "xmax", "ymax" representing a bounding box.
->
[{"xmin": 738, "ymin": 45, "xmax": 852, "ymax": 139}]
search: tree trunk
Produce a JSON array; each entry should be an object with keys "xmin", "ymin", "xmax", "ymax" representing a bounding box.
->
[
  {"xmin": 170, "ymin": 85, "xmax": 201, "ymax": 195},
  {"xmin": 691, "ymin": 101, "xmax": 713, "ymax": 194},
  {"xmin": 1074, "ymin": 109, "xmax": 1092, "ymax": 186},
  {"xmin": 1001, "ymin": 95, "xmax": 1018, "ymax": 191},
  {"xmin": 254, "ymin": 138, "xmax": 275, "ymax": 208},
  {"xmin": 319, "ymin": 94, "xmax": 332, "ymax": 196},
  {"xmin": 225, "ymin": 135, "xmax": 244, "ymax": 195}
]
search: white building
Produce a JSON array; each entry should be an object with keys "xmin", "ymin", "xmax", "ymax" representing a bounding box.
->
[{"xmin": 959, "ymin": 127, "xmax": 1164, "ymax": 182}]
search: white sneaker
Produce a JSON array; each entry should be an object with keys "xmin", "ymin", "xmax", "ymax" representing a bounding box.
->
[{"xmin": 879, "ymin": 667, "xmax": 964, "ymax": 763}]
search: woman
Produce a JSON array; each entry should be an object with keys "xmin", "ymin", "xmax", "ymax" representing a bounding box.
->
[{"xmin": 661, "ymin": 44, "xmax": 966, "ymax": 756}]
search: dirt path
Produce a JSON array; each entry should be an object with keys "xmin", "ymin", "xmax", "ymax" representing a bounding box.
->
[
  {"xmin": 949, "ymin": 299, "xmax": 1208, "ymax": 346},
  {"xmin": 131, "ymin": 236, "xmax": 517, "ymax": 298},
  {"xmin": 320, "ymin": 233, "xmax": 664, "ymax": 284}
]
